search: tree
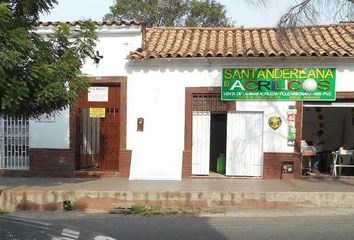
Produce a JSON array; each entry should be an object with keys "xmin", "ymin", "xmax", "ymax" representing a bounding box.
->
[
  {"xmin": 257, "ymin": 0, "xmax": 354, "ymax": 27},
  {"xmin": 103, "ymin": 0, "xmax": 232, "ymax": 27},
  {"xmin": 185, "ymin": 0, "xmax": 231, "ymax": 27},
  {"xmin": 0, "ymin": 0, "xmax": 97, "ymax": 118},
  {"xmin": 277, "ymin": 0, "xmax": 354, "ymax": 27}
]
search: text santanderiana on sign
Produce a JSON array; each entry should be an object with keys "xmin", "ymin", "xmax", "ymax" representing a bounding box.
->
[{"xmin": 223, "ymin": 68, "xmax": 335, "ymax": 80}]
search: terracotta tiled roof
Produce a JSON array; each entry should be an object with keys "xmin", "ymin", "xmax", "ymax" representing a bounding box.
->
[
  {"xmin": 129, "ymin": 23, "xmax": 354, "ymax": 60},
  {"xmin": 38, "ymin": 20, "xmax": 142, "ymax": 27}
]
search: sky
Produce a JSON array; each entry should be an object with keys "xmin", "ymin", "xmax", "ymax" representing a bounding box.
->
[{"xmin": 38, "ymin": 0, "xmax": 329, "ymax": 28}]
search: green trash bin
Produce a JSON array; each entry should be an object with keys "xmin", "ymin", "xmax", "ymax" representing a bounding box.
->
[{"xmin": 216, "ymin": 153, "xmax": 226, "ymax": 174}]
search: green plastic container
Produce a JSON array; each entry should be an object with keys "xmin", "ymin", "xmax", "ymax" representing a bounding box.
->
[{"xmin": 216, "ymin": 153, "xmax": 226, "ymax": 174}]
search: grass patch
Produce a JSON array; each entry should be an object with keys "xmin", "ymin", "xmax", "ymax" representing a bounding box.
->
[{"xmin": 109, "ymin": 204, "xmax": 196, "ymax": 216}]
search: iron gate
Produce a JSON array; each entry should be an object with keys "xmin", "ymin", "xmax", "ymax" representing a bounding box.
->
[
  {"xmin": 0, "ymin": 117, "xmax": 29, "ymax": 170},
  {"xmin": 78, "ymin": 108, "xmax": 101, "ymax": 169},
  {"xmin": 77, "ymin": 107, "xmax": 120, "ymax": 170}
]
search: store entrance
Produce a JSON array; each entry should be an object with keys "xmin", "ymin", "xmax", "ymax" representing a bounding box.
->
[
  {"xmin": 209, "ymin": 113, "xmax": 227, "ymax": 174},
  {"xmin": 302, "ymin": 104, "xmax": 354, "ymax": 176},
  {"xmin": 191, "ymin": 110, "xmax": 263, "ymax": 177}
]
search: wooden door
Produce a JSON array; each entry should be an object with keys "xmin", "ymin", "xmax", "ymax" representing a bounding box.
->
[{"xmin": 76, "ymin": 85, "xmax": 120, "ymax": 171}]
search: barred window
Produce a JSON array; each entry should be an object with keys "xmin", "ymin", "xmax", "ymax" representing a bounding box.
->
[{"xmin": 192, "ymin": 93, "xmax": 229, "ymax": 113}]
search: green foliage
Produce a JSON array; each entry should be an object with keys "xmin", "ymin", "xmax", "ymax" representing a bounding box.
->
[
  {"xmin": 104, "ymin": 0, "xmax": 232, "ymax": 27},
  {"xmin": 185, "ymin": 0, "xmax": 231, "ymax": 27},
  {"xmin": 131, "ymin": 204, "xmax": 151, "ymax": 214},
  {"xmin": 0, "ymin": 0, "xmax": 97, "ymax": 118},
  {"xmin": 115, "ymin": 204, "xmax": 194, "ymax": 216}
]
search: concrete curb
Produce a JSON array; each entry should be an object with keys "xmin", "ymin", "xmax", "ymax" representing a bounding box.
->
[{"xmin": 2, "ymin": 190, "xmax": 354, "ymax": 212}]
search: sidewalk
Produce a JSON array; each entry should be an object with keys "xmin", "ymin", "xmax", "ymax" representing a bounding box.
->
[{"xmin": 1, "ymin": 177, "xmax": 354, "ymax": 212}]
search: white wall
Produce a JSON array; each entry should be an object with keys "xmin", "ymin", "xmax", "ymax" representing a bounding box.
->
[
  {"xmin": 81, "ymin": 25, "xmax": 142, "ymax": 77},
  {"xmin": 36, "ymin": 24, "xmax": 142, "ymax": 78},
  {"xmin": 29, "ymin": 25, "xmax": 142, "ymax": 150},
  {"xmin": 335, "ymin": 68, "xmax": 354, "ymax": 92},
  {"xmin": 126, "ymin": 58, "xmax": 354, "ymax": 180},
  {"xmin": 29, "ymin": 109, "xmax": 70, "ymax": 149}
]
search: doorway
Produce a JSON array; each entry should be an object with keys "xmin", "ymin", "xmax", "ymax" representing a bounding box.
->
[
  {"xmin": 209, "ymin": 114, "xmax": 227, "ymax": 174},
  {"xmin": 75, "ymin": 85, "xmax": 121, "ymax": 171},
  {"xmin": 191, "ymin": 111, "xmax": 264, "ymax": 177},
  {"xmin": 302, "ymin": 103, "xmax": 354, "ymax": 176}
]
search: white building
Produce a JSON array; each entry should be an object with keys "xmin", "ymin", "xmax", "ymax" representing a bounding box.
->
[{"xmin": 1, "ymin": 22, "xmax": 354, "ymax": 180}]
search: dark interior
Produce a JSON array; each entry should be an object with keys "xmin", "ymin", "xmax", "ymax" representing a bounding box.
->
[
  {"xmin": 302, "ymin": 106, "xmax": 354, "ymax": 175},
  {"xmin": 209, "ymin": 113, "xmax": 227, "ymax": 172}
]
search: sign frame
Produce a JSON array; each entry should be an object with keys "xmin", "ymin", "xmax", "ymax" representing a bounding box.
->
[
  {"xmin": 89, "ymin": 108, "xmax": 106, "ymax": 118},
  {"xmin": 88, "ymin": 87, "xmax": 109, "ymax": 102},
  {"xmin": 35, "ymin": 113, "xmax": 55, "ymax": 123},
  {"xmin": 222, "ymin": 68, "xmax": 336, "ymax": 101}
]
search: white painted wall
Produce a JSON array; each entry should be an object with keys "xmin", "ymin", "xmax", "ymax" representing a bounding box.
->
[
  {"xmin": 29, "ymin": 25, "xmax": 142, "ymax": 150},
  {"xmin": 81, "ymin": 25, "xmax": 142, "ymax": 77},
  {"xmin": 126, "ymin": 58, "xmax": 354, "ymax": 180},
  {"xmin": 29, "ymin": 109, "xmax": 70, "ymax": 149}
]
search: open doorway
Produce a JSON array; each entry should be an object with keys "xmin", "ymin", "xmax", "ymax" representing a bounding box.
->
[
  {"xmin": 302, "ymin": 105, "xmax": 354, "ymax": 176},
  {"xmin": 209, "ymin": 113, "xmax": 227, "ymax": 174},
  {"xmin": 192, "ymin": 111, "xmax": 263, "ymax": 177}
]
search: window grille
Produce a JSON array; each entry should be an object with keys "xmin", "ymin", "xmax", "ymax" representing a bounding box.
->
[
  {"xmin": 0, "ymin": 117, "xmax": 29, "ymax": 170},
  {"xmin": 192, "ymin": 93, "xmax": 229, "ymax": 113}
]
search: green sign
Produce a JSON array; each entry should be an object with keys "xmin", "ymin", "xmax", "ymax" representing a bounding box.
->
[{"xmin": 222, "ymin": 68, "xmax": 336, "ymax": 101}]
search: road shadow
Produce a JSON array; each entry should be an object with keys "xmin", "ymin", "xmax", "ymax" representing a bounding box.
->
[{"xmin": 48, "ymin": 214, "xmax": 231, "ymax": 240}]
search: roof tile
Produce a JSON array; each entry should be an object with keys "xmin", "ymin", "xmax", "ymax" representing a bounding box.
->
[
  {"xmin": 129, "ymin": 23, "xmax": 354, "ymax": 60},
  {"xmin": 39, "ymin": 20, "xmax": 142, "ymax": 27}
]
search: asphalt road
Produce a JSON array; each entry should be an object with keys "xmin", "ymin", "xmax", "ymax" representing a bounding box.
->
[{"xmin": 9, "ymin": 211, "xmax": 354, "ymax": 240}]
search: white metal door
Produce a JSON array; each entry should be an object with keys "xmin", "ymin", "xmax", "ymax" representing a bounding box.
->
[
  {"xmin": 0, "ymin": 117, "xmax": 29, "ymax": 170},
  {"xmin": 0, "ymin": 118, "xmax": 3, "ymax": 168},
  {"xmin": 226, "ymin": 112, "xmax": 263, "ymax": 176},
  {"xmin": 192, "ymin": 111, "xmax": 211, "ymax": 175}
]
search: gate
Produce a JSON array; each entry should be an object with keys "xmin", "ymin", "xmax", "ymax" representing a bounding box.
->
[
  {"xmin": 76, "ymin": 85, "xmax": 120, "ymax": 171},
  {"xmin": 191, "ymin": 93, "xmax": 228, "ymax": 175},
  {"xmin": 78, "ymin": 108, "xmax": 101, "ymax": 169},
  {"xmin": 0, "ymin": 117, "xmax": 29, "ymax": 170},
  {"xmin": 226, "ymin": 112, "xmax": 264, "ymax": 176},
  {"xmin": 192, "ymin": 111, "xmax": 211, "ymax": 175}
]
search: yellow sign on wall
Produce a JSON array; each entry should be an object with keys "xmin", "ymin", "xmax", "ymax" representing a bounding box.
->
[{"xmin": 89, "ymin": 108, "xmax": 106, "ymax": 118}]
